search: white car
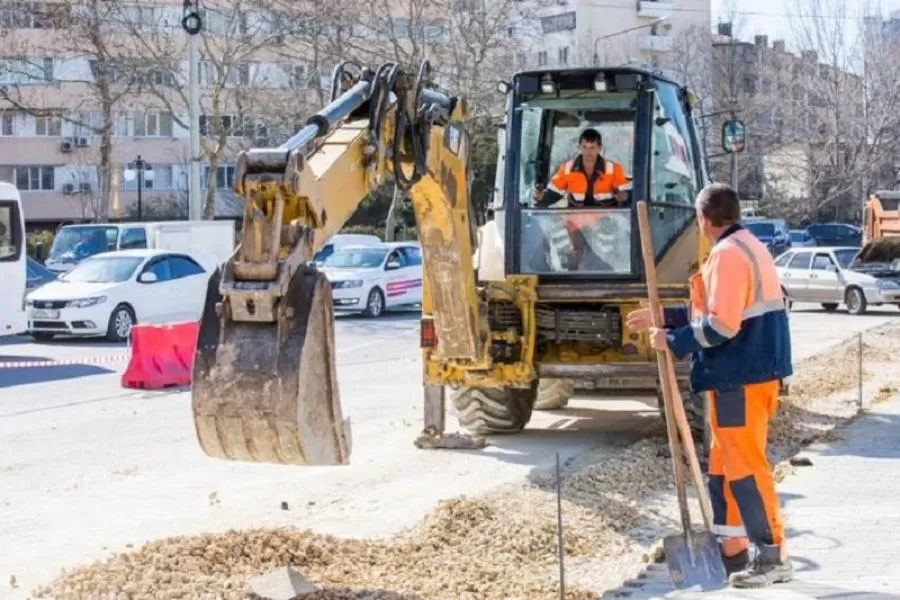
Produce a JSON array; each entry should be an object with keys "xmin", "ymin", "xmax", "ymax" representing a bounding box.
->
[
  {"xmin": 319, "ymin": 242, "xmax": 422, "ymax": 317},
  {"xmin": 775, "ymin": 244, "xmax": 900, "ymax": 315},
  {"xmin": 26, "ymin": 249, "xmax": 210, "ymax": 342}
]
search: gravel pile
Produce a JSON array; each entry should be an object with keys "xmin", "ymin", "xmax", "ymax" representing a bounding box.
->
[{"xmin": 32, "ymin": 324, "xmax": 900, "ymax": 600}]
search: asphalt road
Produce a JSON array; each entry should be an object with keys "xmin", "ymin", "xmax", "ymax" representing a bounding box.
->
[{"xmin": 0, "ymin": 303, "xmax": 895, "ymax": 598}]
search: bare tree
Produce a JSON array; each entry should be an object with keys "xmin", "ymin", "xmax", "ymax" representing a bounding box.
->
[
  {"xmin": 121, "ymin": 0, "xmax": 317, "ymax": 218},
  {"xmin": 0, "ymin": 0, "xmax": 150, "ymax": 219},
  {"xmin": 778, "ymin": 0, "xmax": 900, "ymax": 224}
]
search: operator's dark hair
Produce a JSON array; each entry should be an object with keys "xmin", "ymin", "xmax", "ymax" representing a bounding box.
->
[
  {"xmin": 579, "ymin": 128, "xmax": 602, "ymax": 145},
  {"xmin": 696, "ymin": 183, "xmax": 741, "ymax": 227}
]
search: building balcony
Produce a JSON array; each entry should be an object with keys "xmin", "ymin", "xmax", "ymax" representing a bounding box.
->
[
  {"xmin": 637, "ymin": 0, "xmax": 673, "ymax": 19},
  {"xmin": 640, "ymin": 34, "xmax": 673, "ymax": 52}
]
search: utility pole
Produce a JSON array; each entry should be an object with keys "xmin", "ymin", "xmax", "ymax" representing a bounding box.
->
[{"xmin": 182, "ymin": 0, "xmax": 203, "ymax": 221}]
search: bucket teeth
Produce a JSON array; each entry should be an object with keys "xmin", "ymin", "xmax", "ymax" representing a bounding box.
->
[{"xmin": 191, "ymin": 267, "xmax": 351, "ymax": 466}]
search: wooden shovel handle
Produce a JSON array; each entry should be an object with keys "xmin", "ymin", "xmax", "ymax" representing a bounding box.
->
[{"xmin": 636, "ymin": 201, "xmax": 715, "ymax": 532}]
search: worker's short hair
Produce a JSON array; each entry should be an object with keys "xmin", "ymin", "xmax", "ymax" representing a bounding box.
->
[
  {"xmin": 579, "ymin": 128, "xmax": 602, "ymax": 145},
  {"xmin": 696, "ymin": 183, "xmax": 741, "ymax": 227}
]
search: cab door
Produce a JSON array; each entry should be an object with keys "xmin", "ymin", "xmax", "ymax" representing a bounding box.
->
[
  {"xmin": 808, "ymin": 252, "xmax": 842, "ymax": 302},
  {"xmin": 780, "ymin": 250, "xmax": 813, "ymax": 300},
  {"xmin": 397, "ymin": 245, "xmax": 423, "ymax": 304}
]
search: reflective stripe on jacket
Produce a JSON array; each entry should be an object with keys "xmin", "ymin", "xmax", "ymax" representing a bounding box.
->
[
  {"xmin": 541, "ymin": 155, "xmax": 631, "ymax": 207},
  {"xmin": 663, "ymin": 224, "xmax": 793, "ymax": 392}
]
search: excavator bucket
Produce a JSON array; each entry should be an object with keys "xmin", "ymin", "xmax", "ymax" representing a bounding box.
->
[{"xmin": 191, "ymin": 267, "xmax": 352, "ymax": 466}]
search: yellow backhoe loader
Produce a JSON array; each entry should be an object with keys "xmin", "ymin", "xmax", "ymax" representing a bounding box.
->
[{"xmin": 190, "ymin": 61, "xmax": 734, "ymax": 466}]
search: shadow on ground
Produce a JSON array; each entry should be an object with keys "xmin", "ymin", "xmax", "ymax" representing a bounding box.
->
[{"xmin": 0, "ymin": 354, "xmax": 114, "ymax": 388}]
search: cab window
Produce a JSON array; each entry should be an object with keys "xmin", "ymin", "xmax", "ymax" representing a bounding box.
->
[
  {"xmin": 398, "ymin": 246, "xmax": 422, "ymax": 266},
  {"xmin": 648, "ymin": 83, "xmax": 698, "ymax": 259},
  {"xmin": 516, "ymin": 94, "xmax": 637, "ymax": 207},
  {"xmin": 168, "ymin": 255, "xmax": 205, "ymax": 278}
]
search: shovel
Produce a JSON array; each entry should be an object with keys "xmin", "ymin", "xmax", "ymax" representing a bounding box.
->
[{"xmin": 636, "ymin": 201, "xmax": 728, "ymax": 591}]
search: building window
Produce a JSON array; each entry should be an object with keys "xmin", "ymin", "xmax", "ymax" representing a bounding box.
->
[
  {"xmin": 743, "ymin": 76, "xmax": 758, "ymax": 94},
  {"xmin": 202, "ymin": 165, "xmax": 236, "ymax": 189},
  {"xmin": 537, "ymin": 50, "xmax": 548, "ymax": 66},
  {"xmin": 227, "ymin": 62, "xmax": 253, "ymax": 86},
  {"xmin": 288, "ymin": 64, "xmax": 307, "ymax": 89},
  {"xmin": 134, "ymin": 111, "xmax": 173, "ymax": 137},
  {"xmin": 0, "ymin": 113, "xmax": 14, "ymax": 136},
  {"xmin": 35, "ymin": 116, "xmax": 62, "ymax": 136},
  {"xmin": 199, "ymin": 114, "xmax": 240, "ymax": 137},
  {"xmin": 558, "ymin": 46, "xmax": 569, "ymax": 65},
  {"xmin": 10, "ymin": 166, "xmax": 56, "ymax": 191},
  {"xmin": 540, "ymin": 11, "xmax": 576, "ymax": 34}
]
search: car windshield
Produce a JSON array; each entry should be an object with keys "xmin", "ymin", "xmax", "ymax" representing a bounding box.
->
[
  {"xmin": 745, "ymin": 222, "xmax": 775, "ymax": 236},
  {"xmin": 48, "ymin": 226, "xmax": 118, "ymax": 262},
  {"xmin": 834, "ymin": 248, "xmax": 859, "ymax": 267},
  {"xmin": 322, "ymin": 248, "xmax": 387, "ymax": 268},
  {"xmin": 61, "ymin": 256, "xmax": 143, "ymax": 283}
]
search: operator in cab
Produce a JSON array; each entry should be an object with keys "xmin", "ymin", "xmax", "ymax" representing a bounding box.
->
[{"xmin": 533, "ymin": 128, "xmax": 631, "ymax": 208}]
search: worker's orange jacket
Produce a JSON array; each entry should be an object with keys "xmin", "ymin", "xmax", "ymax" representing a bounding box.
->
[
  {"xmin": 663, "ymin": 224, "xmax": 793, "ymax": 392},
  {"xmin": 537, "ymin": 156, "xmax": 631, "ymax": 208}
]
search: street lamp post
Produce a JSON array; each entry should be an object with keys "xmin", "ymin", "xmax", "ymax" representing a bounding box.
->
[
  {"xmin": 182, "ymin": 0, "xmax": 203, "ymax": 221},
  {"xmin": 593, "ymin": 16, "xmax": 668, "ymax": 65},
  {"xmin": 123, "ymin": 156, "xmax": 154, "ymax": 221}
]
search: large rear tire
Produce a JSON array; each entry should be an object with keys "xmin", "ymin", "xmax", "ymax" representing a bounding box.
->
[
  {"xmin": 533, "ymin": 378, "xmax": 576, "ymax": 410},
  {"xmin": 451, "ymin": 384, "xmax": 537, "ymax": 434}
]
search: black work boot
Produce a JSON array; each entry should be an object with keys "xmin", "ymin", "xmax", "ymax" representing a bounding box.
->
[
  {"xmin": 731, "ymin": 544, "xmax": 793, "ymax": 588},
  {"xmin": 721, "ymin": 548, "xmax": 750, "ymax": 575}
]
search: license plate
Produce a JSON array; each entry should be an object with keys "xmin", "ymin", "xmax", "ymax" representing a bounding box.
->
[{"xmin": 32, "ymin": 308, "xmax": 59, "ymax": 319}]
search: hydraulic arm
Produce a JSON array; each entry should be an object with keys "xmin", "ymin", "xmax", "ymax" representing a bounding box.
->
[{"xmin": 190, "ymin": 61, "xmax": 487, "ymax": 466}]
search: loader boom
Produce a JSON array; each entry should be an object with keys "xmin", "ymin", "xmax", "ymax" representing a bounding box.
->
[{"xmin": 191, "ymin": 61, "xmax": 486, "ymax": 466}]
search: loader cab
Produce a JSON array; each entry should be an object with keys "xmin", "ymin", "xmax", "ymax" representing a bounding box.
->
[{"xmin": 499, "ymin": 67, "xmax": 709, "ymax": 283}]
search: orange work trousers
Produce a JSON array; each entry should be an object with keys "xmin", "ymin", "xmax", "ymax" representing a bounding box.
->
[{"xmin": 706, "ymin": 380, "xmax": 785, "ymax": 557}]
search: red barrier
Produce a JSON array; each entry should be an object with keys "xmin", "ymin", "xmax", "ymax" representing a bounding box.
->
[{"xmin": 121, "ymin": 321, "xmax": 200, "ymax": 389}]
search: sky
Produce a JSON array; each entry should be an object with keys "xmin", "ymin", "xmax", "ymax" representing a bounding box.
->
[{"xmin": 709, "ymin": 0, "xmax": 900, "ymax": 50}]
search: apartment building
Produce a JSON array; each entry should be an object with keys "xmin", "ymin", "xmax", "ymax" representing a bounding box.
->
[
  {"xmin": 533, "ymin": 0, "xmax": 711, "ymax": 70},
  {"xmin": 1, "ymin": 0, "xmax": 534, "ymax": 227},
  {"xmin": 709, "ymin": 24, "xmax": 867, "ymax": 216}
]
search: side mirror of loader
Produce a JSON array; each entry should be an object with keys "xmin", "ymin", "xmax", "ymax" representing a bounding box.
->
[{"xmin": 722, "ymin": 118, "xmax": 747, "ymax": 153}]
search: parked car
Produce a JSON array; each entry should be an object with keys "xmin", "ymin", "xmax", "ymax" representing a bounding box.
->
[
  {"xmin": 26, "ymin": 249, "xmax": 210, "ymax": 342},
  {"xmin": 744, "ymin": 218, "xmax": 792, "ymax": 256},
  {"xmin": 805, "ymin": 222, "xmax": 862, "ymax": 247},
  {"xmin": 26, "ymin": 256, "xmax": 57, "ymax": 293},
  {"xmin": 789, "ymin": 229, "xmax": 817, "ymax": 248},
  {"xmin": 313, "ymin": 234, "xmax": 382, "ymax": 266},
  {"xmin": 774, "ymin": 244, "xmax": 900, "ymax": 315},
  {"xmin": 319, "ymin": 242, "xmax": 422, "ymax": 317}
]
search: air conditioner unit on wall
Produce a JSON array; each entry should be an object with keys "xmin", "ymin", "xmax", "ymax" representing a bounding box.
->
[
  {"xmin": 76, "ymin": 136, "xmax": 90, "ymax": 147},
  {"xmin": 62, "ymin": 183, "xmax": 75, "ymax": 194},
  {"xmin": 60, "ymin": 139, "xmax": 74, "ymax": 153},
  {"xmin": 79, "ymin": 182, "xmax": 92, "ymax": 193}
]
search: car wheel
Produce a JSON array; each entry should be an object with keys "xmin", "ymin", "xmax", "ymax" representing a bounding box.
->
[
  {"xmin": 30, "ymin": 332, "xmax": 55, "ymax": 343},
  {"xmin": 821, "ymin": 303, "xmax": 839, "ymax": 312},
  {"xmin": 362, "ymin": 287, "xmax": 385, "ymax": 318},
  {"xmin": 845, "ymin": 287, "xmax": 867, "ymax": 316},
  {"xmin": 106, "ymin": 304, "xmax": 136, "ymax": 342}
]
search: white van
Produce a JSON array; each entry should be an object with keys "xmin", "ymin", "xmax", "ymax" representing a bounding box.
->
[
  {"xmin": 0, "ymin": 182, "xmax": 27, "ymax": 336},
  {"xmin": 313, "ymin": 233, "xmax": 382, "ymax": 266},
  {"xmin": 43, "ymin": 220, "xmax": 236, "ymax": 274}
]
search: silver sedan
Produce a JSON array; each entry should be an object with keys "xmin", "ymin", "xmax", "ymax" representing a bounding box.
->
[{"xmin": 775, "ymin": 246, "xmax": 900, "ymax": 315}]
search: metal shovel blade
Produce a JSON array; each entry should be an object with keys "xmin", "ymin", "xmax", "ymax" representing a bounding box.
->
[{"xmin": 663, "ymin": 529, "xmax": 728, "ymax": 591}]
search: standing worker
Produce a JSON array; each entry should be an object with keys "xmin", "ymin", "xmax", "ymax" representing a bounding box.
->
[{"xmin": 626, "ymin": 183, "xmax": 793, "ymax": 588}]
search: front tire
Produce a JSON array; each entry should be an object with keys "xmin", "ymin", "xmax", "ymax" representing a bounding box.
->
[
  {"xmin": 451, "ymin": 384, "xmax": 537, "ymax": 434},
  {"xmin": 533, "ymin": 378, "xmax": 576, "ymax": 410},
  {"xmin": 362, "ymin": 287, "xmax": 385, "ymax": 318},
  {"xmin": 845, "ymin": 287, "xmax": 867, "ymax": 315},
  {"xmin": 106, "ymin": 304, "xmax": 135, "ymax": 343}
]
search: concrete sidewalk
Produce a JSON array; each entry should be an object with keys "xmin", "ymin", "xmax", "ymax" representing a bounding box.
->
[{"xmin": 602, "ymin": 395, "xmax": 900, "ymax": 600}]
